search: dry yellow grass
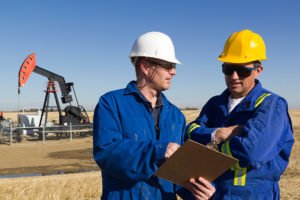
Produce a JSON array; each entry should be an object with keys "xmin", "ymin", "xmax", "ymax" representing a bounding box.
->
[
  {"xmin": 0, "ymin": 110, "xmax": 299, "ymax": 200},
  {"xmin": 279, "ymin": 110, "xmax": 300, "ymax": 200},
  {"xmin": 0, "ymin": 172, "xmax": 101, "ymax": 200}
]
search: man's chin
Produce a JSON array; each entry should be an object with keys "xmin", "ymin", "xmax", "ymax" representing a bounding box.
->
[
  {"xmin": 160, "ymin": 86, "xmax": 170, "ymax": 91},
  {"xmin": 229, "ymin": 89, "xmax": 242, "ymax": 97}
]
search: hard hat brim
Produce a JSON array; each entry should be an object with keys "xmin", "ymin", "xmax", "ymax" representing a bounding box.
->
[{"xmin": 218, "ymin": 56, "xmax": 267, "ymax": 64}]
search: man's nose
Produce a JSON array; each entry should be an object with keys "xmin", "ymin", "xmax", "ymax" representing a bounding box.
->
[
  {"xmin": 230, "ymin": 70, "xmax": 239, "ymax": 79},
  {"xmin": 169, "ymin": 68, "xmax": 176, "ymax": 75}
]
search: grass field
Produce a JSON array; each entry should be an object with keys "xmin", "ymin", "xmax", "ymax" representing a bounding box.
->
[{"xmin": 0, "ymin": 110, "xmax": 299, "ymax": 199}]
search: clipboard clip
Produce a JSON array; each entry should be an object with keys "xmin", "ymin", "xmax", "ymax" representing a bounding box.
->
[{"xmin": 207, "ymin": 140, "xmax": 219, "ymax": 151}]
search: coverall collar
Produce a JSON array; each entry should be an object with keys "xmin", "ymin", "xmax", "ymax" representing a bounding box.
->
[
  {"xmin": 124, "ymin": 81, "xmax": 167, "ymax": 107},
  {"xmin": 221, "ymin": 79, "xmax": 264, "ymax": 112}
]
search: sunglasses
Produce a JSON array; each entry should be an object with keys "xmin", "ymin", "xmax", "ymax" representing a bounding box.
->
[
  {"xmin": 222, "ymin": 63, "xmax": 258, "ymax": 78},
  {"xmin": 146, "ymin": 59, "xmax": 176, "ymax": 70}
]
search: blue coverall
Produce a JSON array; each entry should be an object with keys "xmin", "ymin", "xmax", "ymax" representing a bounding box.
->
[
  {"xmin": 186, "ymin": 80, "xmax": 294, "ymax": 200},
  {"xmin": 93, "ymin": 81, "xmax": 192, "ymax": 199}
]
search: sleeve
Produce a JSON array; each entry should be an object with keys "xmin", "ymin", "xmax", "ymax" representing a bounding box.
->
[
  {"xmin": 221, "ymin": 96, "xmax": 294, "ymax": 169},
  {"xmin": 185, "ymin": 99, "xmax": 218, "ymax": 144},
  {"xmin": 93, "ymin": 95, "xmax": 168, "ymax": 183}
]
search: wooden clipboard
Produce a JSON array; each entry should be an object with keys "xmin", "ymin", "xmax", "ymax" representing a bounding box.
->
[{"xmin": 155, "ymin": 139, "xmax": 238, "ymax": 186}]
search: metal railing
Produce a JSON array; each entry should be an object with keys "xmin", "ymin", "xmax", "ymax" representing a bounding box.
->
[{"xmin": 0, "ymin": 122, "xmax": 93, "ymax": 145}]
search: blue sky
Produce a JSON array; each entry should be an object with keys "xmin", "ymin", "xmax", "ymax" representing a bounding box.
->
[{"xmin": 1, "ymin": 0, "xmax": 299, "ymax": 111}]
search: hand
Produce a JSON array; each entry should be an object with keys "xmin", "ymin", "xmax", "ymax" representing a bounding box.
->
[
  {"xmin": 214, "ymin": 125, "xmax": 241, "ymax": 143},
  {"xmin": 164, "ymin": 143, "xmax": 180, "ymax": 159},
  {"xmin": 185, "ymin": 177, "xmax": 215, "ymax": 200}
]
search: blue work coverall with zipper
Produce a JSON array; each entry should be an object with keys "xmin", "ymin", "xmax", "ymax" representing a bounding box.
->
[
  {"xmin": 186, "ymin": 80, "xmax": 294, "ymax": 200},
  {"xmin": 93, "ymin": 81, "xmax": 192, "ymax": 200}
]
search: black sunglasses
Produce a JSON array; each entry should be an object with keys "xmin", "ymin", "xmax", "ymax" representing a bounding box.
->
[
  {"xmin": 222, "ymin": 63, "xmax": 258, "ymax": 78},
  {"xmin": 146, "ymin": 59, "xmax": 176, "ymax": 70}
]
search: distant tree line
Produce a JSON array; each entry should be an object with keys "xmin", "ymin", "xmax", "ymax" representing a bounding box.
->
[{"xmin": 180, "ymin": 107, "xmax": 200, "ymax": 110}]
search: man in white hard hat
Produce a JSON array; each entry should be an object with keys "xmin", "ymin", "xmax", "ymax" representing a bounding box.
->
[{"xmin": 93, "ymin": 31, "xmax": 215, "ymax": 200}]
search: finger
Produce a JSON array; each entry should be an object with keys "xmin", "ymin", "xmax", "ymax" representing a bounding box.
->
[
  {"xmin": 165, "ymin": 148, "xmax": 174, "ymax": 158},
  {"xmin": 197, "ymin": 177, "xmax": 215, "ymax": 191},
  {"xmin": 193, "ymin": 192, "xmax": 208, "ymax": 200},
  {"xmin": 194, "ymin": 183, "xmax": 212, "ymax": 199},
  {"xmin": 189, "ymin": 186, "xmax": 209, "ymax": 200},
  {"xmin": 165, "ymin": 143, "xmax": 180, "ymax": 158},
  {"xmin": 189, "ymin": 178, "xmax": 215, "ymax": 199},
  {"xmin": 190, "ymin": 184, "xmax": 210, "ymax": 199},
  {"xmin": 187, "ymin": 179, "xmax": 205, "ymax": 195}
]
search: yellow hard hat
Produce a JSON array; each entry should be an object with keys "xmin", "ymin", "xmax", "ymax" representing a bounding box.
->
[{"xmin": 218, "ymin": 29, "xmax": 267, "ymax": 63}]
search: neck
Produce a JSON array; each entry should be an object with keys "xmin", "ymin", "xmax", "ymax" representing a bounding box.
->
[
  {"xmin": 137, "ymin": 81, "xmax": 158, "ymax": 108},
  {"xmin": 230, "ymin": 94, "xmax": 247, "ymax": 99}
]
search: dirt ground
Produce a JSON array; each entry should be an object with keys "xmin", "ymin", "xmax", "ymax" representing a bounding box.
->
[
  {"xmin": 0, "ymin": 110, "xmax": 299, "ymax": 199},
  {"xmin": 0, "ymin": 111, "xmax": 97, "ymax": 175},
  {"xmin": 0, "ymin": 137, "xmax": 98, "ymax": 175}
]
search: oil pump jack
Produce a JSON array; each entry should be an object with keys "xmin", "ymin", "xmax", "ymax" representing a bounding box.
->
[{"xmin": 18, "ymin": 53, "xmax": 90, "ymax": 127}]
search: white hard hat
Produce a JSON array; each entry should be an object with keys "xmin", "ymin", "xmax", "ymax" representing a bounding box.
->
[{"xmin": 129, "ymin": 31, "xmax": 181, "ymax": 64}]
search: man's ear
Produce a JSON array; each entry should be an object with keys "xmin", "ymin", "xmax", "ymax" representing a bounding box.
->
[
  {"xmin": 255, "ymin": 65, "xmax": 263, "ymax": 77},
  {"xmin": 139, "ymin": 59, "xmax": 150, "ymax": 75}
]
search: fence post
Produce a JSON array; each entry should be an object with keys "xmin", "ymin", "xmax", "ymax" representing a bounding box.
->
[
  {"xmin": 70, "ymin": 123, "xmax": 72, "ymax": 141},
  {"xmin": 42, "ymin": 125, "xmax": 46, "ymax": 144},
  {"xmin": 9, "ymin": 121, "xmax": 13, "ymax": 145}
]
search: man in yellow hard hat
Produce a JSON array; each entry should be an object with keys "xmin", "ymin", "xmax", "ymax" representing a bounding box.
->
[
  {"xmin": 93, "ymin": 31, "xmax": 215, "ymax": 200},
  {"xmin": 186, "ymin": 29, "xmax": 294, "ymax": 199}
]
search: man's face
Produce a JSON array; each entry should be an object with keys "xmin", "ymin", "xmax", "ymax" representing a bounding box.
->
[
  {"xmin": 145, "ymin": 59, "xmax": 177, "ymax": 91},
  {"xmin": 222, "ymin": 62, "xmax": 263, "ymax": 98}
]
